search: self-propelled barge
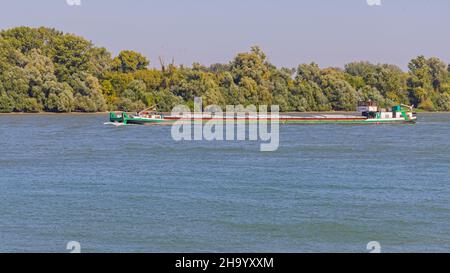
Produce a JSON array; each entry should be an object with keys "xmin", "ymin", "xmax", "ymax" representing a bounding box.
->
[{"xmin": 109, "ymin": 102, "xmax": 417, "ymax": 125}]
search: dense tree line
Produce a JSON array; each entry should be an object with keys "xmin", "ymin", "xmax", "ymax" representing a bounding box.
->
[{"xmin": 1, "ymin": 27, "xmax": 449, "ymax": 113}]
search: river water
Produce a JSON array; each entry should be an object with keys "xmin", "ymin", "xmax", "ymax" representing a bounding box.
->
[{"xmin": 0, "ymin": 113, "xmax": 449, "ymax": 252}]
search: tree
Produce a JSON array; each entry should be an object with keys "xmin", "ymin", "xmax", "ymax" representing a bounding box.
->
[
  {"xmin": 44, "ymin": 81, "xmax": 74, "ymax": 112},
  {"xmin": 427, "ymin": 57, "xmax": 448, "ymax": 91},
  {"xmin": 407, "ymin": 56, "xmax": 449, "ymax": 110},
  {"xmin": 0, "ymin": 92, "xmax": 14, "ymax": 112},
  {"xmin": 111, "ymin": 50, "xmax": 149, "ymax": 73},
  {"xmin": 0, "ymin": 26, "xmax": 47, "ymax": 54},
  {"xmin": 345, "ymin": 61, "xmax": 408, "ymax": 105},
  {"xmin": 269, "ymin": 68, "xmax": 295, "ymax": 111},
  {"xmin": 25, "ymin": 49, "xmax": 57, "ymax": 106},
  {"xmin": 1, "ymin": 66, "xmax": 30, "ymax": 111},
  {"xmin": 203, "ymin": 86, "xmax": 225, "ymax": 107},
  {"xmin": 51, "ymin": 34, "xmax": 95, "ymax": 81},
  {"xmin": 88, "ymin": 47, "xmax": 112, "ymax": 78},
  {"xmin": 296, "ymin": 63, "xmax": 322, "ymax": 83},
  {"xmin": 230, "ymin": 46, "xmax": 270, "ymax": 85},
  {"xmin": 121, "ymin": 79, "xmax": 149, "ymax": 107},
  {"xmin": 2, "ymin": 26, "xmax": 450, "ymax": 113},
  {"xmin": 70, "ymin": 72, "xmax": 106, "ymax": 112},
  {"xmin": 155, "ymin": 89, "xmax": 183, "ymax": 112},
  {"xmin": 359, "ymin": 86, "xmax": 385, "ymax": 105},
  {"xmin": 133, "ymin": 69, "xmax": 163, "ymax": 92},
  {"xmin": 321, "ymin": 74, "xmax": 358, "ymax": 111},
  {"xmin": 436, "ymin": 92, "xmax": 450, "ymax": 111}
]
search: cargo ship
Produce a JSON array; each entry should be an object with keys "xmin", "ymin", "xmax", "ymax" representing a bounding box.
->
[{"xmin": 108, "ymin": 102, "xmax": 417, "ymax": 125}]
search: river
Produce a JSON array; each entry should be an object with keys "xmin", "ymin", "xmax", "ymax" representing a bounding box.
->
[{"xmin": 1, "ymin": 113, "xmax": 449, "ymax": 252}]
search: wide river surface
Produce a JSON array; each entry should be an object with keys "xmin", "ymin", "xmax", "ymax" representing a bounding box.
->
[{"xmin": 1, "ymin": 113, "xmax": 449, "ymax": 252}]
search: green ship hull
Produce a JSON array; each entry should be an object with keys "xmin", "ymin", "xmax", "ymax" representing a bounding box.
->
[{"xmin": 109, "ymin": 112, "xmax": 167, "ymax": 125}]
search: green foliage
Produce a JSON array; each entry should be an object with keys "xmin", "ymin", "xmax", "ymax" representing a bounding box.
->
[
  {"xmin": 345, "ymin": 61, "xmax": 408, "ymax": 105},
  {"xmin": 111, "ymin": 50, "xmax": 149, "ymax": 73},
  {"xmin": 359, "ymin": 86, "xmax": 385, "ymax": 105},
  {"xmin": 435, "ymin": 92, "xmax": 450, "ymax": 111},
  {"xmin": 45, "ymin": 82, "xmax": 74, "ymax": 112},
  {"xmin": 321, "ymin": 74, "xmax": 358, "ymax": 111},
  {"xmin": 155, "ymin": 89, "xmax": 183, "ymax": 112},
  {"xmin": 0, "ymin": 92, "xmax": 14, "ymax": 112},
  {"xmin": 69, "ymin": 72, "xmax": 106, "ymax": 112},
  {"xmin": 230, "ymin": 46, "xmax": 269, "ymax": 84},
  {"xmin": 407, "ymin": 56, "xmax": 449, "ymax": 109},
  {"xmin": 1, "ymin": 27, "xmax": 450, "ymax": 113},
  {"xmin": 52, "ymin": 34, "xmax": 94, "ymax": 81}
]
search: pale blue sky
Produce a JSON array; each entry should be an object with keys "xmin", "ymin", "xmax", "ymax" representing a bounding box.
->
[{"xmin": 0, "ymin": 0, "xmax": 449, "ymax": 69}]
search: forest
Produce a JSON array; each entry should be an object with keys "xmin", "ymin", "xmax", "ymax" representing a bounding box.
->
[{"xmin": 0, "ymin": 27, "xmax": 449, "ymax": 113}]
